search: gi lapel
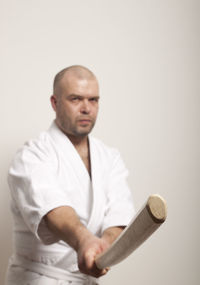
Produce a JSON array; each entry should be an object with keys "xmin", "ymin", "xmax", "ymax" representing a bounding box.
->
[
  {"xmin": 48, "ymin": 122, "xmax": 103, "ymax": 235},
  {"xmin": 48, "ymin": 122, "xmax": 90, "ymax": 186},
  {"xmin": 87, "ymin": 136, "xmax": 104, "ymax": 235}
]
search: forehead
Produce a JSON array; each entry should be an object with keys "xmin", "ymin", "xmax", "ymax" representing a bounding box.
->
[{"xmin": 60, "ymin": 74, "xmax": 99, "ymax": 97}]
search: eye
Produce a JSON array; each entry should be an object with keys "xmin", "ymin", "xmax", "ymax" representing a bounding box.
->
[
  {"xmin": 90, "ymin": 97, "xmax": 99, "ymax": 102},
  {"xmin": 71, "ymin": 97, "xmax": 80, "ymax": 101}
]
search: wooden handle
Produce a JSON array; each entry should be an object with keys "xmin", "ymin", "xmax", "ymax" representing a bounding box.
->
[{"xmin": 95, "ymin": 194, "xmax": 167, "ymax": 269}]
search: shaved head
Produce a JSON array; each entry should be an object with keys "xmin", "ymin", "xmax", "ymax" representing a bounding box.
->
[
  {"xmin": 53, "ymin": 65, "xmax": 97, "ymax": 96},
  {"xmin": 50, "ymin": 65, "xmax": 99, "ymax": 139}
]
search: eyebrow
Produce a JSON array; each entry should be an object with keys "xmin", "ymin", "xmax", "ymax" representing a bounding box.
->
[{"xmin": 67, "ymin": 94, "xmax": 100, "ymax": 99}]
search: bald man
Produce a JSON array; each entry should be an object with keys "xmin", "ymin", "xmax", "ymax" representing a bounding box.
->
[{"xmin": 5, "ymin": 66, "xmax": 135, "ymax": 285}]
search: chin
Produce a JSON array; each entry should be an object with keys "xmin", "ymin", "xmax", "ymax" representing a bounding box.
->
[
  {"xmin": 75, "ymin": 127, "xmax": 93, "ymax": 137},
  {"xmin": 76, "ymin": 131, "xmax": 90, "ymax": 137}
]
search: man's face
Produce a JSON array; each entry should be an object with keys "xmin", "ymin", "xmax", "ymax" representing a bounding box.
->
[{"xmin": 51, "ymin": 75, "xmax": 99, "ymax": 138}]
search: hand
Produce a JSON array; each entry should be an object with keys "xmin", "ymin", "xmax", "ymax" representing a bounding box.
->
[
  {"xmin": 45, "ymin": 206, "xmax": 111, "ymax": 277},
  {"xmin": 77, "ymin": 233, "xmax": 110, "ymax": 278}
]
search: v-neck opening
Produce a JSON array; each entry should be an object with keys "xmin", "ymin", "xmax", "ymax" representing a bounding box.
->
[
  {"xmin": 70, "ymin": 136, "xmax": 92, "ymax": 182},
  {"xmin": 73, "ymin": 137, "xmax": 92, "ymax": 182},
  {"xmin": 48, "ymin": 122, "xmax": 92, "ymax": 182}
]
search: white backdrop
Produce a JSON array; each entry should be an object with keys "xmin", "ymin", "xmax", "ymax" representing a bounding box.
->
[{"xmin": 1, "ymin": 0, "xmax": 199, "ymax": 284}]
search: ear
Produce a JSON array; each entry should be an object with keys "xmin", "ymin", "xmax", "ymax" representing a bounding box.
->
[{"xmin": 50, "ymin": 95, "xmax": 57, "ymax": 112}]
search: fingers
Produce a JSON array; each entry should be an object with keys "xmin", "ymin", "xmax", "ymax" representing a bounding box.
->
[
  {"xmin": 78, "ymin": 251, "xmax": 110, "ymax": 278},
  {"xmin": 101, "ymin": 267, "xmax": 110, "ymax": 275},
  {"xmin": 79, "ymin": 262, "xmax": 110, "ymax": 278},
  {"xmin": 77, "ymin": 235, "xmax": 111, "ymax": 278}
]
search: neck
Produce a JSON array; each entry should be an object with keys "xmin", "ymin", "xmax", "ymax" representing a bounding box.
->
[
  {"xmin": 55, "ymin": 120, "xmax": 89, "ymax": 147},
  {"xmin": 67, "ymin": 133, "xmax": 88, "ymax": 148},
  {"xmin": 55, "ymin": 120, "xmax": 91, "ymax": 176}
]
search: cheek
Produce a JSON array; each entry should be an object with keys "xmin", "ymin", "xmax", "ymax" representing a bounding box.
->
[{"xmin": 60, "ymin": 104, "xmax": 78, "ymax": 120}]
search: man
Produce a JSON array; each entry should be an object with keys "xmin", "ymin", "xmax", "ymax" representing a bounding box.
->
[{"xmin": 5, "ymin": 65, "xmax": 134, "ymax": 285}]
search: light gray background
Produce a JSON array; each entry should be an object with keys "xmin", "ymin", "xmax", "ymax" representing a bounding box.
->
[{"xmin": 1, "ymin": 0, "xmax": 199, "ymax": 284}]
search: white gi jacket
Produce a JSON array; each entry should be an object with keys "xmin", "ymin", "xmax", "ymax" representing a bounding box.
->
[{"xmin": 7, "ymin": 121, "xmax": 135, "ymax": 278}]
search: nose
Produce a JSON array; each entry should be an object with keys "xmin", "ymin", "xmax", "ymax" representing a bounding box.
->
[{"xmin": 80, "ymin": 99, "xmax": 91, "ymax": 114}]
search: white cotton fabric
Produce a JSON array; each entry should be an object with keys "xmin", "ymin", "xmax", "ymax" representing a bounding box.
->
[
  {"xmin": 7, "ymin": 121, "xmax": 135, "ymax": 280},
  {"xmin": 5, "ymin": 255, "xmax": 98, "ymax": 285},
  {"xmin": 5, "ymin": 264, "xmax": 98, "ymax": 285}
]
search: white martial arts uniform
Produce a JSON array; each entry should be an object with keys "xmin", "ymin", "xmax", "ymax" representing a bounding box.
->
[{"xmin": 5, "ymin": 121, "xmax": 135, "ymax": 285}]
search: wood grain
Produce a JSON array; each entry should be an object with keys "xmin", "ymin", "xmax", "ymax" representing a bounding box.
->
[{"xmin": 95, "ymin": 194, "xmax": 167, "ymax": 269}]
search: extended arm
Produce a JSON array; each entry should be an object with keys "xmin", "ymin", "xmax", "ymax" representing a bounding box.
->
[{"xmin": 45, "ymin": 206, "xmax": 111, "ymax": 277}]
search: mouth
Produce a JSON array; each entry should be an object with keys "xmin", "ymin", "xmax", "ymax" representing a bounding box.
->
[{"xmin": 78, "ymin": 119, "xmax": 92, "ymax": 125}]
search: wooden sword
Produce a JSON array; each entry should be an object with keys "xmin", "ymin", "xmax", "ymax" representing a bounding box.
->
[{"xmin": 95, "ymin": 194, "xmax": 167, "ymax": 269}]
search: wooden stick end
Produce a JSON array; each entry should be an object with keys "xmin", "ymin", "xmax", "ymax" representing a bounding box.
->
[{"xmin": 147, "ymin": 194, "xmax": 167, "ymax": 223}]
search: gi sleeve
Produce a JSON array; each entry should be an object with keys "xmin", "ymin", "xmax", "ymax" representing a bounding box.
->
[
  {"xmin": 8, "ymin": 140, "xmax": 74, "ymax": 245},
  {"xmin": 101, "ymin": 151, "xmax": 135, "ymax": 233}
]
